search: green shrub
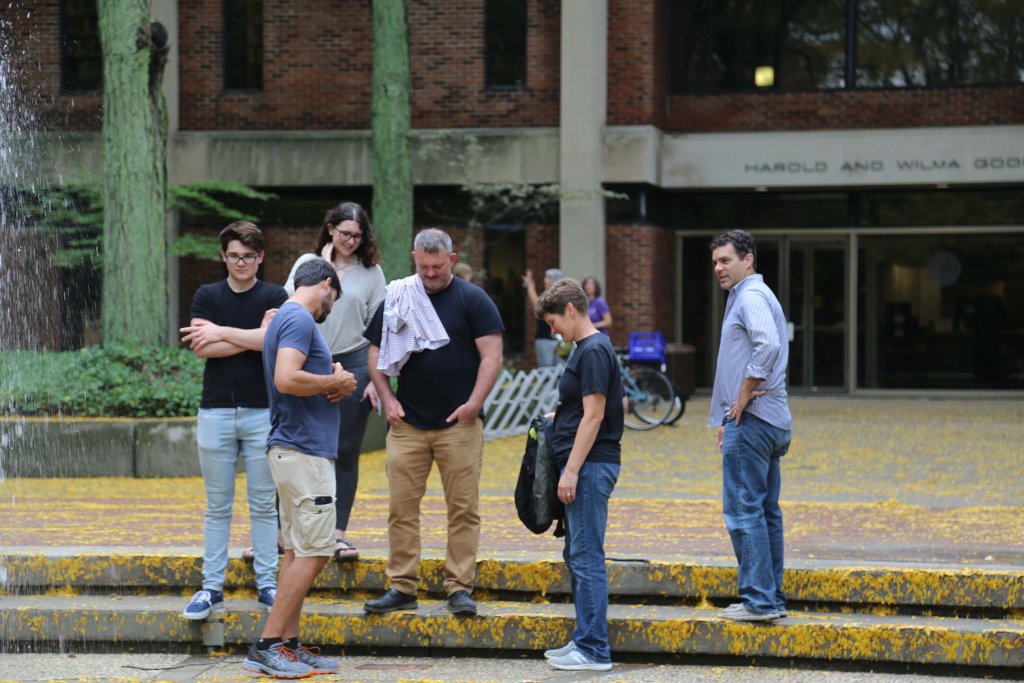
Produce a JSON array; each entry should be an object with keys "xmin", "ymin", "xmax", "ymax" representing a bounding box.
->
[{"xmin": 0, "ymin": 345, "xmax": 204, "ymax": 418}]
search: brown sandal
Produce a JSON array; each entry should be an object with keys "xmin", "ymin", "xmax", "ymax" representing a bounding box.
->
[{"xmin": 334, "ymin": 537, "xmax": 359, "ymax": 561}]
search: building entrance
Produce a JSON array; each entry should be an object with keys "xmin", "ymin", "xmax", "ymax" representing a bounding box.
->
[
  {"xmin": 684, "ymin": 227, "xmax": 1024, "ymax": 394},
  {"xmin": 739, "ymin": 237, "xmax": 848, "ymax": 393}
]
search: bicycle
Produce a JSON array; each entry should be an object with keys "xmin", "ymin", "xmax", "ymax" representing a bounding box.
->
[{"xmin": 618, "ymin": 352, "xmax": 676, "ymax": 430}]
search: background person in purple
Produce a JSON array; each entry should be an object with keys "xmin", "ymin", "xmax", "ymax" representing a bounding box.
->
[{"xmin": 582, "ymin": 276, "xmax": 612, "ymax": 336}]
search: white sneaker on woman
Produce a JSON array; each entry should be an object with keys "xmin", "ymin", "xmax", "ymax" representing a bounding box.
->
[{"xmin": 543, "ymin": 640, "xmax": 575, "ymax": 659}]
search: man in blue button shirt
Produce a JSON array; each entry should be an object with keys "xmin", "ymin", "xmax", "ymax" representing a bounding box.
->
[{"xmin": 708, "ymin": 230, "xmax": 793, "ymax": 622}]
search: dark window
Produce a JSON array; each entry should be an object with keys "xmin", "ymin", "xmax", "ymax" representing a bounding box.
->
[
  {"xmin": 61, "ymin": 0, "xmax": 102, "ymax": 91},
  {"xmin": 224, "ymin": 0, "xmax": 263, "ymax": 90},
  {"xmin": 670, "ymin": 0, "xmax": 846, "ymax": 91},
  {"xmin": 485, "ymin": 0, "xmax": 527, "ymax": 88},
  {"xmin": 857, "ymin": 0, "xmax": 1024, "ymax": 87},
  {"xmin": 671, "ymin": 0, "xmax": 1024, "ymax": 92}
]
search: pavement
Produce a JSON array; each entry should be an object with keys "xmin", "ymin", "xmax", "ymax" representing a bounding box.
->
[
  {"xmin": 2, "ymin": 397, "xmax": 1022, "ymax": 567},
  {"xmin": 1, "ymin": 397, "xmax": 1023, "ymax": 682},
  {"xmin": 0, "ymin": 652, "xmax": 1020, "ymax": 683}
]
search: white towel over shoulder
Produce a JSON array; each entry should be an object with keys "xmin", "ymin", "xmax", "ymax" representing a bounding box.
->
[{"xmin": 376, "ymin": 274, "xmax": 450, "ymax": 376}]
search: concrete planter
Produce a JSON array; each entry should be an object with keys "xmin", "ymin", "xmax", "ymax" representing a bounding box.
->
[{"xmin": 0, "ymin": 413, "xmax": 386, "ymax": 478}]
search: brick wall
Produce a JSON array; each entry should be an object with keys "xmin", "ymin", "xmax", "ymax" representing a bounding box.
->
[
  {"xmin": 14, "ymin": 1, "xmax": 1023, "ymax": 135},
  {"xmin": 607, "ymin": 0, "xmax": 668, "ymax": 128},
  {"xmin": 665, "ymin": 86, "xmax": 1024, "ymax": 133},
  {"xmin": 605, "ymin": 223, "xmax": 675, "ymax": 349},
  {"xmin": 178, "ymin": 0, "xmax": 560, "ymax": 131},
  {"xmin": 2, "ymin": 2, "xmax": 102, "ymax": 130}
]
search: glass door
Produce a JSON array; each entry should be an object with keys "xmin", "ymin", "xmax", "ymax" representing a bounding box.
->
[
  {"xmin": 788, "ymin": 238, "xmax": 847, "ymax": 391},
  {"xmin": 699, "ymin": 233, "xmax": 849, "ymax": 393},
  {"xmin": 741, "ymin": 236, "xmax": 847, "ymax": 392}
]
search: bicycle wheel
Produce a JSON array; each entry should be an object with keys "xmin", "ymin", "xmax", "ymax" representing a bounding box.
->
[
  {"xmin": 624, "ymin": 366, "xmax": 675, "ymax": 429},
  {"xmin": 662, "ymin": 383, "xmax": 687, "ymax": 426}
]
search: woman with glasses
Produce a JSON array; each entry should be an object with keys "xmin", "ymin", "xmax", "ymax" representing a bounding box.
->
[{"xmin": 283, "ymin": 201, "xmax": 387, "ymax": 561}]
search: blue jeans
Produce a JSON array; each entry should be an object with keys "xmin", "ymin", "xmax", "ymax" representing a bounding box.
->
[
  {"xmin": 721, "ymin": 413, "xmax": 791, "ymax": 614},
  {"xmin": 562, "ymin": 461, "xmax": 619, "ymax": 664},
  {"xmin": 333, "ymin": 347, "xmax": 372, "ymax": 532},
  {"xmin": 197, "ymin": 408, "xmax": 278, "ymax": 591}
]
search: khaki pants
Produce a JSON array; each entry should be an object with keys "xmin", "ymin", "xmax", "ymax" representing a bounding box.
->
[{"xmin": 385, "ymin": 418, "xmax": 483, "ymax": 596}]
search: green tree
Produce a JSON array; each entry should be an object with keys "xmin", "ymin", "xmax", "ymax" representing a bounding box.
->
[
  {"xmin": 97, "ymin": 0, "xmax": 169, "ymax": 345},
  {"xmin": 371, "ymin": 0, "xmax": 414, "ymax": 283}
]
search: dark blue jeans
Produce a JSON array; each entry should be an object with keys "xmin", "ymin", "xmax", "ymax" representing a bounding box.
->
[
  {"xmin": 721, "ymin": 413, "xmax": 791, "ymax": 614},
  {"xmin": 333, "ymin": 346, "xmax": 372, "ymax": 532},
  {"xmin": 562, "ymin": 460, "xmax": 619, "ymax": 664}
]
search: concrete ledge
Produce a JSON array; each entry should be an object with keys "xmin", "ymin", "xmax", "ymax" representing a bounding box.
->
[
  {"xmin": 134, "ymin": 418, "xmax": 200, "ymax": 477},
  {"xmin": 2, "ymin": 596, "xmax": 1021, "ymax": 667},
  {"xmin": 4, "ymin": 553, "xmax": 1022, "ymax": 611},
  {"xmin": 0, "ymin": 420, "xmax": 135, "ymax": 477},
  {"xmin": 0, "ymin": 416, "xmax": 386, "ymax": 478}
]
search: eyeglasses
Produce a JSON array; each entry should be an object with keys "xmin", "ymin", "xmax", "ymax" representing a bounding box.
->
[
  {"xmin": 225, "ymin": 253, "xmax": 259, "ymax": 264},
  {"xmin": 331, "ymin": 226, "xmax": 363, "ymax": 243}
]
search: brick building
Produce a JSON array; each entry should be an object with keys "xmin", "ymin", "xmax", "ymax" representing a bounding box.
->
[{"xmin": 3, "ymin": 0, "xmax": 1023, "ymax": 393}]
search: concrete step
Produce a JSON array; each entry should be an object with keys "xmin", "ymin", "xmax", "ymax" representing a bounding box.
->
[
  {"xmin": 3, "ymin": 552, "xmax": 1023, "ymax": 614},
  {"xmin": 1, "ymin": 594, "xmax": 1022, "ymax": 669}
]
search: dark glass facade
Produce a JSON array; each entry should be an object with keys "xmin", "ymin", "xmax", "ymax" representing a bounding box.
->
[
  {"xmin": 670, "ymin": 0, "xmax": 1024, "ymax": 91},
  {"xmin": 676, "ymin": 188, "xmax": 1024, "ymax": 391}
]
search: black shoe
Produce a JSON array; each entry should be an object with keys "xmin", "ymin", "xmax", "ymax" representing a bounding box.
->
[
  {"xmin": 363, "ymin": 588, "xmax": 418, "ymax": 614},
  {"xmin": 447, "ymin": 590, "xmax": 477, "ymax": 616}
]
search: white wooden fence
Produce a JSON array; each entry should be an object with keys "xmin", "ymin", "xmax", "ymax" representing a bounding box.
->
[{"xmin": 482, "ymin": 365, "xmax": 562, "ymax": 440}]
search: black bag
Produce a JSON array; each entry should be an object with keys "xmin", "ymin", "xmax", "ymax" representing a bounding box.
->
[{"xmin": 514, "ymin": 415, "xmax": 564, "ymax": 536}]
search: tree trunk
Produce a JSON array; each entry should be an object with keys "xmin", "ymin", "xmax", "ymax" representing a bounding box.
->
[
  {"xmin": 97, "ymin": 0, "xmax": 168, "ymax": 345},
  {"xmin": 371, "ymin": 0, "xmax": 414, "ymax": 283}
]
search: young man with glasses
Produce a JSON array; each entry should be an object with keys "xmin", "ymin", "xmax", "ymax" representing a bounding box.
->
[{"xmin": 179, "ymin": 221, "xmax": 288, "ymax": 622}]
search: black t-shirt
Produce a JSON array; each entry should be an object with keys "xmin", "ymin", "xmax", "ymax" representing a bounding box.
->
[
  {"xmin": 550, "ymin": 333, "xmax": 624, "ymax": 467},
  {"xmin": 191, "ymin": 279, "xmax": 288, "ymax": 409},
  {"xmin": 364, "ymin": 277, "xmax": 504, "ymax": 430}
]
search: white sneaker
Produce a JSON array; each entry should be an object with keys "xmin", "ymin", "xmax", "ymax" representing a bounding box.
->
[
  {"xmin": 548, "ymin": 648, "xmax": 612, "ymax": 671},
  {"xmin": 544, "ymin": 640, "xmax": 575, "ymax": 659}
]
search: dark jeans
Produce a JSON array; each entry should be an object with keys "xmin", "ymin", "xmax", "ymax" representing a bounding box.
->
[
  {"xmin": 721, "ymin": 412, "xmax": 791, "ymax": 614},
  {"xmin": 333, "ymin": 346, "xmax": 372, "ymax": 532}
]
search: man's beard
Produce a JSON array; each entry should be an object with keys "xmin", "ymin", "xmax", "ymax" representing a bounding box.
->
[{"xmin": 315, "ymin": 294, "xmax": 333, "ymax": 323}]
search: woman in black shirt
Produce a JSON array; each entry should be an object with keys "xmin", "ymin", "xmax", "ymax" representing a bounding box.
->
[{"xmin": 534, "ymin": 278, "xmax": 623, "ymax": 672}]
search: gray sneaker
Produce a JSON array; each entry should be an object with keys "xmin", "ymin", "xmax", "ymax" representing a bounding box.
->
[
  {"xmin": 719, "ymin": 602, "xmax": 779, "ymax": 622},
  {"xmin": 292, "ymin": 643, "xmax": 340, "ymax": 674},
  {"xmin": 544, "ymin": 640, "xmax": 575, "ymax": 659},
  {"xmin": 548, "ymin": 648, "xmax": 612, "ymax": 671},
  {"xmin": 241, "ymin": 642, "xmax": 312, "ymax": 679}
]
